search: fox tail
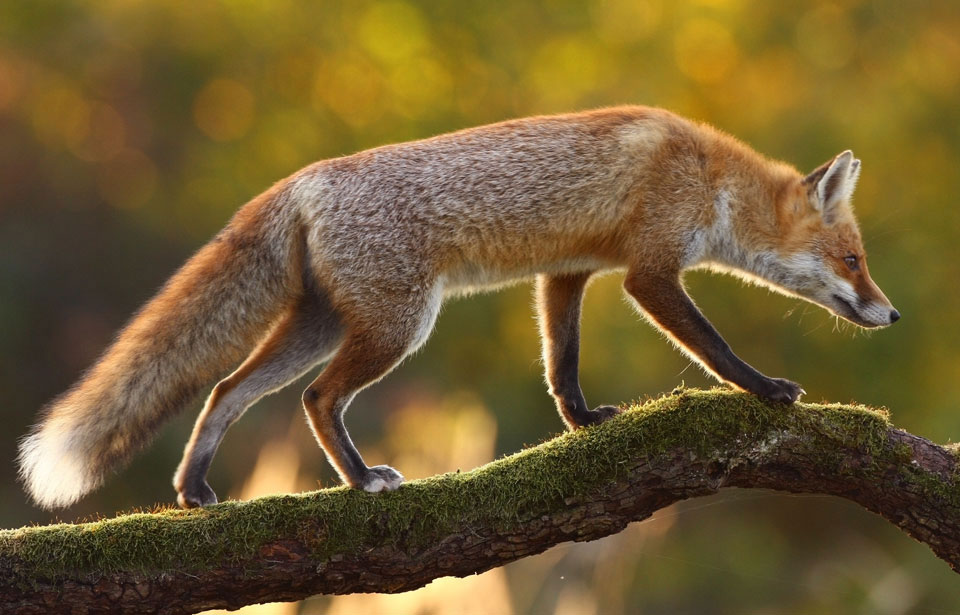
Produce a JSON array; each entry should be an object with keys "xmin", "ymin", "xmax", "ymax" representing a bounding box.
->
[{"xmin": 18, "ymin": 183, "xmax": 303, "ymax": 508}]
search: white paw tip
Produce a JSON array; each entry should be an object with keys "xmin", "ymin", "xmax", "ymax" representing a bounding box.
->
[
  {"xmin": 361, "ymin": 468, "xmax": 404, "ymax": 492},
  {"xmin": 362, "ymin": 478, "xmax": 389, "ymax": 493}
]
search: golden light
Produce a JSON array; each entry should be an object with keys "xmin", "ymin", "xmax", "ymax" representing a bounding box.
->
[
  {"xmin": 312, "ymin": 54, "xmax": 385, "ymax": 128},
  {"xmin": 794, "ymin": 4, "xmax": 856, "ymax": 71},
  {"xmin": 193, "ymin": 78, "xmax": 256, "ymax": 142},
  {"xmin": 674, "ymin": 19, "xmax": 741, "ymax": 84},
  {"xmin": 591, "ymin": 0, "xmax": 663, "ymax": 45},
  {"xmin": 357, "ymin": 1, "xmax": 429, "ymax": 65}
]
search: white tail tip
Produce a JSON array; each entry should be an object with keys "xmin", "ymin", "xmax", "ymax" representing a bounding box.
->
[{"xmin": 18, "ymin": 426, "xmax": 96, "ymax": 509}]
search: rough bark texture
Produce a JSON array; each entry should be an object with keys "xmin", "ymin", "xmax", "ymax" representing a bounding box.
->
[{"xmin": 1, "ymin": 389, "xmax": 958, "ymax": 614}]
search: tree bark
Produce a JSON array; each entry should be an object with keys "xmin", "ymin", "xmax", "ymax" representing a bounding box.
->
[{"xmin": 1, "ymin": 389, "xmax": 958, "ymax": 614}]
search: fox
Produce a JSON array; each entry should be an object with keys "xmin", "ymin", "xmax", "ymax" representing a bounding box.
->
[{"xmin": 18, "ymin": 106, "xmax": 899, "ymax": 510}]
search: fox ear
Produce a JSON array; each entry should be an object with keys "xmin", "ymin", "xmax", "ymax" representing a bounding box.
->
[{"xmin": 803, "ymin": 150, "xmax": 861, "ymax": 223}]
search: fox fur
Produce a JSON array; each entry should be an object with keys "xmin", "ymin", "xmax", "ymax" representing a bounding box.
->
[{"xmin": 19, "ymin": 106, "xmax": 898, "ymax": 509}]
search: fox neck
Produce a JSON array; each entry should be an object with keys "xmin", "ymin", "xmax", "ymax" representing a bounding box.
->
[
  {"xmin": 690, "ymin": 185, "xmax": 808, "ymax": 294},
  {"xmin": 693, "ymin": 188, "xmax": 742, "ymax": 266}
]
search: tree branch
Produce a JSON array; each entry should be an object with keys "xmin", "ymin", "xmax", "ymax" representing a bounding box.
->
[{"xmin": 2, "ymin": 389, "xmax": 958, "ymax": 614}]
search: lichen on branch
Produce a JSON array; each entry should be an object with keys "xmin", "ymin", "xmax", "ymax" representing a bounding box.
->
[{"xmin": 1, "ymin": 388, "xmax": 958, "ymax": 614}]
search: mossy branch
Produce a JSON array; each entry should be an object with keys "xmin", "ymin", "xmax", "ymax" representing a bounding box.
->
[{"xmin": 2, "ymin": 389, "xmax": 959, "ymax": 614}]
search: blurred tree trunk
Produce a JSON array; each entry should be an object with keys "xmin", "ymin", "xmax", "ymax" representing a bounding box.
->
[{"xmin": 2, "ymin": 389, "xmax": 958, "ymax": 614}]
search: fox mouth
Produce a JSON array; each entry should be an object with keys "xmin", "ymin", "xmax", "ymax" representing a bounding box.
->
[{"xmin": 831, "ymin": 294, "xmax": 880, "ymax": 328}]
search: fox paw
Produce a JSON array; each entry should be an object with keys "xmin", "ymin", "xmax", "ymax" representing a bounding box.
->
[
  {"xmin": 756, "ymin": 378, "xmax": 805, "ymax": 404},
  {"xmin": 591, "ymin": 404, "xmax": 623, "ymax": 422},
  {"xmin": 177, "ymin": 481, "xmax": 218, "ymax": 508},
  {"xmin": 359, "ymin": 465, "xmax": 404, "ymax": 493},
  {"xmin": 572, "ymin": 405, "xmax": 623, "ymax": 428}
]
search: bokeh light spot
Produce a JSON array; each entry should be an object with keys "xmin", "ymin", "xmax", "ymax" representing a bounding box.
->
[
  {"xmin": 591, "ymin": 0, "xmax": 662, "ymax": 44},
  {"xmin": 674, "ymin": 19, "xmax": 740, "ymax": 84},
  {"xmin": 795, "ymin": 4, "xmax": 855, "ymax": 70},
  {"xmin": 906, "ymin": 26, "xmax": 960, "ymax": 97},
  {"xmin": 313, "ymin": 55, "xmax": 384, "ymax": 128},
  {"xmin": 358, "ymin": 1, "xmax": 429, "ymax": 65},
  {"xmin": 193, "ymin": 78, "xmax": 255, "ymax": 142},
  {"xmin": 389, "ymin": 56, "xmax": 453, "ymax": 117},
  {"xmin": 530, "ymin": 36, "xmax": 603, "ymax": 109}
]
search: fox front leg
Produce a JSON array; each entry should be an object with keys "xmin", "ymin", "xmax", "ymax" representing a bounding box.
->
[
  {"xmin": 537, "ymin": 272, "xmax": 621, "ymax": 429},
  {"xmin": 624, "ymin": 272, "xmax": 803, "ymax": 404}
]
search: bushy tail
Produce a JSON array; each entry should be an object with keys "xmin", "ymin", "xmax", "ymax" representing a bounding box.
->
[{"xmin": 19, "ymin": 185, "xmax": 302, "ymax": 508}]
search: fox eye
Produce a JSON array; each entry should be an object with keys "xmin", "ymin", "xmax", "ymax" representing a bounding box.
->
[{"xmin": 843, "ymin": 255, "xmax": 859, "ymax": 271}]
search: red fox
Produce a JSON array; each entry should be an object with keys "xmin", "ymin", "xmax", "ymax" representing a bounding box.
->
[{"xmin": 19, "ymin": 106, "xmax": 899, "ymax": 509}]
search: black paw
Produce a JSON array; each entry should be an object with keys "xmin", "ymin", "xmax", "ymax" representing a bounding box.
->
[
  {"xmin": 358, "ymin": 465, "xmax": 404, "ymax": 493},
  {"xmin": 755, "ymin": 378, "xmax": 805, "ymax": 404},
  {"xmin": 177, "ymin": 481, "xmax": 218, "ymax": 508},
  {"xmin": 573, "ymin": 405, "xmax": 623, "ymax": 428}
]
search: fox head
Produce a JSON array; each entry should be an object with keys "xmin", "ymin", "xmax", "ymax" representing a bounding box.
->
[{"xmin": 769, "ymin": 151, "xmax": 899, "ymax": 328}]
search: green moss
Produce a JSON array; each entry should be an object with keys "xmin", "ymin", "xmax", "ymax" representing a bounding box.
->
[
  {"xmin": 900, "ymin": 442, "xmax": 960, "ymax": 509},
  {"xmin": 0, "ymin": 388, "xmax": 950, "ymax": 582},
  {"xmin": 893, "ymin": 443, "xmax": 915, "ymax": 463}
]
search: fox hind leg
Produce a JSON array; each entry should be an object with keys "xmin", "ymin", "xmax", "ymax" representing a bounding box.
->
[
  {"xmin": 302, "ymin": 287, "xmax": 442, "ymax": 492},
  {"xmin": 536, "ymin": 272, "xmax": 621, "ymax": 430},
  {"xmin": 174, "ymin": 291, "xmax": 343, "ymax": 508}
]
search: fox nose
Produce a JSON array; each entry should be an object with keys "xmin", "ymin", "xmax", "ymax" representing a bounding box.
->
[{"xmin": 889, "ymin": 309, "xmax": 901, "ymax": 323}]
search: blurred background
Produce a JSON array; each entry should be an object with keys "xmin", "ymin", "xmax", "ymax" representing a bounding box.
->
[{"xmin": 1, "ymin": 0, "xmax": 958, "ymax": 612}]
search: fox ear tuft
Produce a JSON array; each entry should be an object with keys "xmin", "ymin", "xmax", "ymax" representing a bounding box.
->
[{"xmin": 803, "ymin": 150, "xmax": 860, "ymax": 223}]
